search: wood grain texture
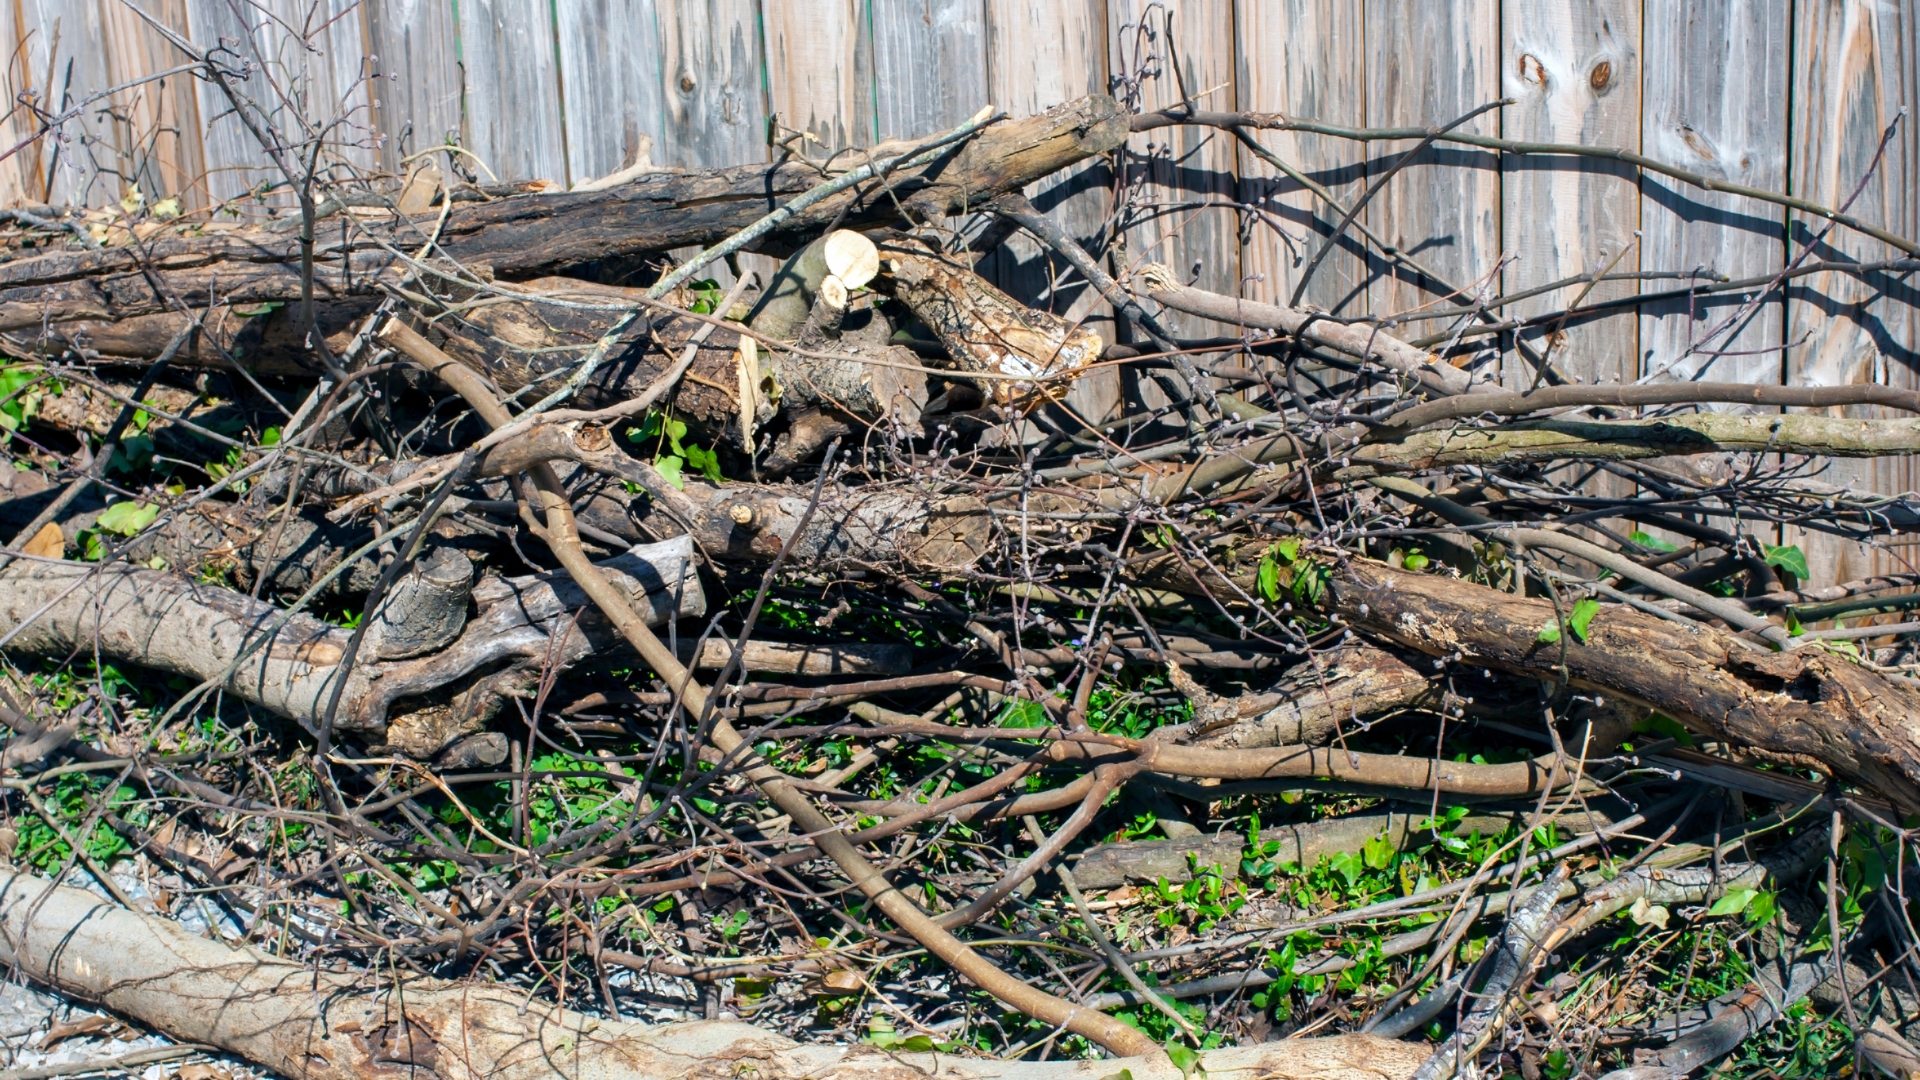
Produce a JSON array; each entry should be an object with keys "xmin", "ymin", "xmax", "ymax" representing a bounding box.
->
[
  {"xmin": 1108, "ymin": 0, "xmax": 1240, "ymax": 337},
  {"xmin": 1784, "ymin": 0, "xmax": 1920, "ymax": 587},
  {"xmin": 14, "ymin": 0, "xmax": 119, "ymax": 206},
  {"xmin": 1233, "ymin": 0, "xmax": 1367, "ymax": 316},
  {"xmin": 1362, "ymin": 1, "xmax": 1500, "ymax": 352},
  {"xmin": 764, "ymin": 0, "xmax": 861, "ymax": 153},
  {"xmin": 1638, "ymin": 0, "xmax": 1789, "ymax": 391},
  {"xmin": 96, "ymin": 0, "xmax": 207, "ymax": 208},
  {"xmin": 554, "ymin": 0, "xmax": 666, "ymax": 185},
  {"xmin": 983, "ymin": 0, "xmax": 1118, "ymax": 424},
  {"xmin": 1500, "ymin": 0, "xmax": 1641, "ymax": 389},
  {"xmin": 454, "ymin": 0, "xmax": 568, "ymax": 184},
  {"xmin": 865, "ymin": 0, "xmax": 988, "ymax": 142},
  {"xmin": 365, "ymin": 0, "xmax": 463, "ymax": 173},
  {"xmin": 655, "ymin": 0, "xmax": 767, "ymax": 169}
]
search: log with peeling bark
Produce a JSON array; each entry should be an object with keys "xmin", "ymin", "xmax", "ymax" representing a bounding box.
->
[
  {"xmin": 1143, "ymin": 547, "xmax": 1920, "ymax": 813},
  {"xmin": 0, "ymin": 97, "xmax": 1129, "ymax": 370}
]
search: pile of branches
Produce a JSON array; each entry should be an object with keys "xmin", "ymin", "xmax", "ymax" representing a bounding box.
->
[{"xmin": 2, "ymin": 34, "xmax": 1920, "ymax": 1080}]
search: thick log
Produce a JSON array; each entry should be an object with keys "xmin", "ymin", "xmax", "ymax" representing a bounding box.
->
[
  {"xmin": 1300, "ymin": 559, "xmax": 1920, "ymax": 812},
  {"xmin": 0, "ymin": 537, "xmax": 702, "ymax": 754},
  {"xmin": 0, "ymin": 870, "xmax": 1429, "ymax": 1080},
  {"xmin": 0, "ymin": 97, "xmax": 1129, "ymax": 360}
]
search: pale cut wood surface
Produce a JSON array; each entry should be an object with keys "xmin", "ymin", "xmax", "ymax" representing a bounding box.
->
[
  {"xmin": 1362, "ymin": 0, "xmax": 1501, "ymax": 371},
  {"xmin": 367, "ymin": 0, "xmax": 466, "ymax": 174},
  {"xmin": 554, "ymin": 0, "xmax": 667, "ymax": 185},
  {"xmin": 453, "ymin": 0, "xmax": 568, "ymax": 185},
  {"xmin": 1637, "ymin": 0, "xmax": 1789, "ymax": 392},
  {"xmin": 1499, "ymin": 0, "xmax": 1641, "ymax": 390},
  {"xmin": 765, "ymin": 0, "xmax": 862, "ymax": 154},
  {"xmin": 1233, "ymin": 0, "xmax": 1368, "ymax": 317},
  {"xmin": 865, "ymin": 0, "xmax": 989, "ymax": 142},
  {"xmin": 655, "ymin": 0, "xmax": 767, "ymax": 170},
  {"xmin": 1783, "ymin": 0, "xmax": 1920, "ymax": 587}
]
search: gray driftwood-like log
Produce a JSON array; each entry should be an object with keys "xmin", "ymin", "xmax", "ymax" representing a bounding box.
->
[
  {"xmin": 0, "ymin": 537, "xmax": 701, "ymax": 757},
  {"xmin": 0, "ymin": 97, "xmax": 1130, "ymax": 368},
  {"xmin": 0, "ymin": 869, "xmax": 1434, "ymax": 1080}
]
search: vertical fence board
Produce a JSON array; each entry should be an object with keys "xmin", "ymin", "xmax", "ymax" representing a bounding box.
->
[
  {"xmin": 1784, "ymin": 0, "xmax": 1920, "ymax": 586},
  {"xmin": 454, "ymin": 0, "xmax": 567, "ymax": 185},
  {"xmin": 765, "ymin": 0, "xmax": 861, "ymax": 153},
  {"xmin": 1638, "ymin": 0, "xmax": 1789, "ymax": 390},
  {"xmin": 1233, "ymin": 0, "xmax": 1367, "ymax": 316},
  {"xmin": 1500, "ymin": 0, "xmax": 1641, "ymax": 389},
  {"xmin": 555, "ymin": 0, "xmax": 666, "ymax": 185},
  {"xmin": 983, "ymin": 0, "xmax": 1117, "ymax": 424},
  {"xmin": 655, "ymin": 0, "xmax": 767, "ymax": 170},
  {"xmin": 866, "ymin": 0, "xmax": 988, "ymax": 142},
  {"xmin": 1363, "ymin": 1, "xmax": 1501, "ymax": 354},
  {"xmin": 16, "ymin": 0, "xmax": 118, "ymax": 206},
  {"xmin": 95, "ymin": 0, "xmax": 206, "ymax": 209},
  {"xmin": 366, "ymin": 0, "xmax": 462, "ymax": 173},
  {"xmin": 1108, "ymin": 0, "xmax": 1239, "ymax": 337}
]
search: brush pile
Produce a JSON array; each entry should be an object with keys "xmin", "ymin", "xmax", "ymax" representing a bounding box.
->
[{"xmin": 0, "ymin": 77, "xmax": 1918, "ymax": 1080}]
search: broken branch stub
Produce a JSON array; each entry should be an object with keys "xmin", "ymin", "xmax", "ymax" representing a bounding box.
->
[{"xmin": 880, "ymin": 242, "xmax": 1101, "ymax": 406}]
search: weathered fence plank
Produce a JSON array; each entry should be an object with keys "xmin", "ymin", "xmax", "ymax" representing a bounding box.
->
[
  {"xmin": 1784, "ymin": 0, "xmax": 1920, "ymax": 584},
  {"xmin": 764, "ymin": 0, "xmax": 862, "ymax": 154},
  {"xmin": 1233, "ymin": 0, "xmax": 1368, "ymax": 317},
  {"xmin": 1637, "ymin": 0, "xmax": 1789, "ymax": 391},
  {"xmin": 654, "ymin": 0, "xmax": 766, "ymax": 170},
  {"xmin": 365, "ymin": 0, "xmax": 462, "ymax": 174},
  {"xmin": 1500, "ymin": 0, "xmax": 1641, "ymax": 390},
  {"xmin": 453, "ymin": 0, "xmax": 568, "ymax": 185},
  {"xmin": 1362, "ymin": 1, "xmax": 1500, "ymax": 367},
  {"xmin": 865, "ymin": 0, "xmax": 989, "ymax": 143},
  {"xmin": 553, "ymin": 0, "xmax": 666, "ymax": 186}
]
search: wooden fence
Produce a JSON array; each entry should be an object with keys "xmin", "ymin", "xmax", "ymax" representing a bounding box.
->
[{"xmin": 0, "ymin": 0, "xmax": 1916, "ymax": 582}]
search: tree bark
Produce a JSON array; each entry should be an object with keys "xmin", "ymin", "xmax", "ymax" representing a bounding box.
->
[{"xmin": 0, "ymin": 869, "xmax": 1435, "ymax": 1080}]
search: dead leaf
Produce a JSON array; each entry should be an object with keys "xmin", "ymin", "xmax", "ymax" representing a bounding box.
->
[
  {"xmin": 176, "ymin": 1062, "xmax": 232, "ymax": 1080},
  {"xmin": 21, "ymin": 522, "xmax": 63, "ymax": 559},
  {"xmin": 1629, "ymin": 896, "xmax": 1670, "ymax": 930},
  {"xmin": 818, "ymin": 969, "xmax": 863, "ymax": 995},
  {"xmin": 41, "ymin": 1013, "xmax": 112, "ymax": 1047}
]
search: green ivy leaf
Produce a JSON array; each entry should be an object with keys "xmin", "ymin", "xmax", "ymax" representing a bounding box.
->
[
  {"xmin": 1402, "ymin": 550, "xmax": 1430, "ymax": 571},
  {"xmin": 1708, "ymin": 887, "xmax": 1758, "ymax": 917},
  {"xmin": 1362, "ymin": 832, "xmax": 1395, "ymax": 871},
  {"xmin": 1764, "ymin": 544, "xmax": 1810, "ymax": 581},
  {"xmin": 1629, "ymin": 530, "xmax": 1678, "ymax": 552},
  {"xmin": 1565, "ymin": 597, "xmax": 1601, "ymax": 643},
  {"xmin": 1536, "ymin": 616, "xmax": 1562, "ymax": 644},
  {"xmin": 95, "ymin": 501, "xmax": 159, "ymax": 536},
  {"xmin": 1256, "ymin": 550, "xmax": 1284, "ymax": 603},
  {"xmin": 654, "ymin": 455, "xmax": 685, "ymax": 489},
  {"xmin": 1165, "ymin": 1042, "xmax": 1201, "ymax": 1078},
  {"xmin": 1745, "ymin": 889, "xmax": 1777, "ymax": 925},
  {"xmin": 1327, "ymin": 850, "xmax": 1363, "ymax": 889}
]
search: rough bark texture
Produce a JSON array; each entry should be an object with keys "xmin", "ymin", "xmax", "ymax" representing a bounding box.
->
[
  {"xmin": 0, "ymin": 869, "xmax": 1431, "ymax": 1080},
  {"xmin": 1182, "ymin": 645, "xmax": 1435, "ymax": 749},
  {"xmin": 1310, "ymin": 560, "xmax": 1920, "ymax": 812},
  {"xmin": 880, "ymin": 243, "xmax": 1102, "ymax": 405},
  {"xmin": 0, "ymin": 97, "xmax": 1129, "ymax": 366}
]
